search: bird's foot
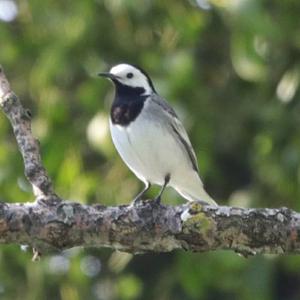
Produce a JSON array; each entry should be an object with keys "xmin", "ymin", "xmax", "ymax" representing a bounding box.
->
[
  {"xmin": 153, "ymin": 195, "xmax": 161, "ymax": 206},
  {"xmin": 132, "ymin": 197, "xmax": 142, "ymax": 206},
  {"xmin": 130, "ymin": 194, "xmax": 162, "ymax": 208}
]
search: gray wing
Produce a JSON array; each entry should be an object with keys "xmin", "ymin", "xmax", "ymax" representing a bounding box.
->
[{"xmin": 150, "ymin": 94, "xmax": 199, "ymax": 172}]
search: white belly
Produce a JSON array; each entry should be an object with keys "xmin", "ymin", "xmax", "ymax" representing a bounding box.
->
[
  {"xmin": 109, "ymin": 109, "xmax": 184, "ymax": 185},
  {"xmin": 108, "ymin": 100, "xmax": 216, "ymax": 205}
]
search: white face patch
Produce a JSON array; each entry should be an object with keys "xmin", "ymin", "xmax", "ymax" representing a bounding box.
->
[{"xmin": 109, "ymin": 64, "xmax": 153, "ymax": 95}]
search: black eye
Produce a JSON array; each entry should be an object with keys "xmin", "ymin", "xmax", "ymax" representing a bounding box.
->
[{"xmin": 126, "ymin": 72, "xmax": 133, "ymax": 79}]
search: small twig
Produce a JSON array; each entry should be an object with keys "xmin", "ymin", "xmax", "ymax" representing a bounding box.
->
[
  {"xmin": 0, "ymin": 66, "xmax": 59, "ymax": 199},
  {"xmin": 32, "ymin": 248, "xmax": 41, "ymax": 262}
]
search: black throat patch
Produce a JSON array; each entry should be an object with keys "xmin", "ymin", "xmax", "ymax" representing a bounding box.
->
[{"xmin": 110, "ymin": 82, "xmax": 148, "ymax": 126}]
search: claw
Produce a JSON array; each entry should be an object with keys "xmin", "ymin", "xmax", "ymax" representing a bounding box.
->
[
  {"xmin": 132, "ymin": 196, "xmax": 144, "ymax": 206},
  {"xmin": 153, "ymin": 195, "xmax": 161, "ymax": 205}
]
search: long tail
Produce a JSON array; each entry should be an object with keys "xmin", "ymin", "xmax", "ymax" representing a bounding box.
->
[
  {"xmin": 174, "ymin": 174, "xmax": 218, "ymax": 206},
  {"xmin": 177, "ymin": 188, "xmax": 217, "ymax": 206},
  {"xmin": 171, "ymin": 172, "xmax": 218, "ymax": 206}
]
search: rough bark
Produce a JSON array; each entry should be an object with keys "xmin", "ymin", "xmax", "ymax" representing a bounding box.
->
[
  {"xmin": 0, "ymin": 200, "xmax": 299, "ymax": 256},
  {"xmin": 0, "ymin": 65, "xmax": 300, "ymax": 257}
]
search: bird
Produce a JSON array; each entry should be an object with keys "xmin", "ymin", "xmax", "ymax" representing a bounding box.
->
[{"xmin": 98, "ymin": 63, "xmax": 217, "ymax": 206}]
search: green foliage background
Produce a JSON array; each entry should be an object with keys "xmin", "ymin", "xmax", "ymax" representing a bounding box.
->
[{"xmin": 0, "ymin": 0, "xmax": 300, "ymax": 299}]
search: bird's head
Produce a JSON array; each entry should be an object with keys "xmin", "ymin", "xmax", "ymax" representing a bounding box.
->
[{"xmin": 98, "ymin": 63, "xmax": 156, "ymax": 95}]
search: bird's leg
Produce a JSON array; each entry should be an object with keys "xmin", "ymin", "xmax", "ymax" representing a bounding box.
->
[
  {"xmin": 154, "ymin": 174, "xmax": 170, "ymax": 205},
  {"xmin": 132, "ymin": 181, "xmax": 151, "ymax": 204}
]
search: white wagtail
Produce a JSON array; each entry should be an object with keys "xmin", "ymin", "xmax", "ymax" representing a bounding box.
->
[{"xmin": 98, "ymin": 63, "xmax": 217, "ymax": 206}]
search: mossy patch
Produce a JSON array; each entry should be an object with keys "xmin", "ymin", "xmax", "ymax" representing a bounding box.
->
[{"xmin": 182, "ymin": 205, "xmax": 216, "ymax": 243}]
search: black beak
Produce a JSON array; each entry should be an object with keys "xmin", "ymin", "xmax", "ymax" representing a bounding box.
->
[{"xmin": 97, "ymin": 72, "xmax": 116, "ymax": 79}]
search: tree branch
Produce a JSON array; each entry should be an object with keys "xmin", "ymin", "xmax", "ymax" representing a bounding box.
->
[
  {"xmin": 0, "ymin": 66, "xmax": 58, "ymax": 199},
  {"xmin": 0, "ymin": 200, "xmax": 299, "ymax": 256},
  {"xmin": 0, "ymin": 65, "xmax": 299, "ymax": 257}
]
